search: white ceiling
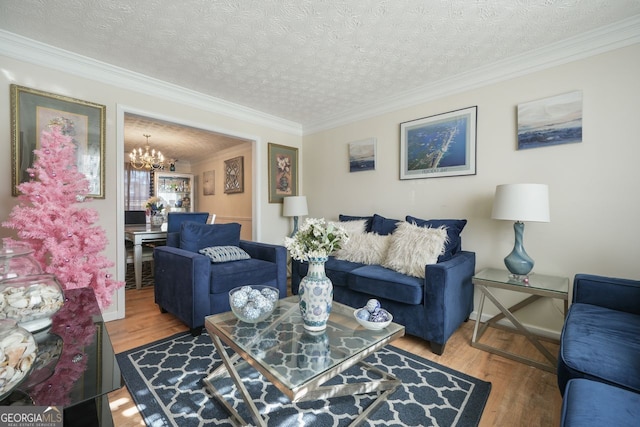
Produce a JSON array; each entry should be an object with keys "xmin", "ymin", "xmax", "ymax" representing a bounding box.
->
[{"xmin": 1, "ymin": 1, "xmax": 639, "ymax": 162}]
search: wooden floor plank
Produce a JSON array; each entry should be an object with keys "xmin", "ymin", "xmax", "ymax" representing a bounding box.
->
[{"xmin": 106, "ymin": 287, "xmax": 562, "ymax": 426}]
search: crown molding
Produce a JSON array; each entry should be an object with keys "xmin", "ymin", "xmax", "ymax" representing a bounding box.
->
[
  {"xmin": 2, "ymin": 14, "xmax": 638, "ymax": 138},
  {"xmin": 0, "ymin": 30, "xmax": 303, "ymax": 136},
  {"xmin": 303, "ymin": 15, "xmax": 640, "ymax": 135}
]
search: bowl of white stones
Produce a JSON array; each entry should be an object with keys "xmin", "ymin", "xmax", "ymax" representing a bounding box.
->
[
  {"xmin": 229, "ymin": 285, "xmax": 279, "ymax": 323},
  {"xmin": 354, "ymin": 298, "xmax": 393, "ymax": 330}
]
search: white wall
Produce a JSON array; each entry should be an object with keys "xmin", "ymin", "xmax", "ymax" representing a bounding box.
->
[
  {"xmin": 302, "ymin": 44, "xmax": 640, "ymax": 335},
  {"xmin": 192, "ymin": 142, "xmax": 254, "ymax": 240},
  {"xmin": 0, "ymin": 53, "xmax": 302, "ymax": 319}
]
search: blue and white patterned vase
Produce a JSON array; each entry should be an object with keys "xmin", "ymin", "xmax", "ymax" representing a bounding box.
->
[{"xmin": 298, "ymin": 256, "xmax": 333, "ymax": 331}]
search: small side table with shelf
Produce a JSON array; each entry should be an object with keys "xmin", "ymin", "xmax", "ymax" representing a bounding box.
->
[{"xmin": 471, "ymin": 268, "xmax": 569, "ymax": 372}]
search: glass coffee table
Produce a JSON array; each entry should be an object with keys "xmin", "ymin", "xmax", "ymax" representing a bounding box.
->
[{"xmin": 203, "ymin": 296, "xmax": 405, "ymax": 427}]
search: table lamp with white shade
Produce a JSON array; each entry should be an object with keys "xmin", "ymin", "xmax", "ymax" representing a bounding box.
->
[
  {"xmin": 283, "ymin": 196, "xmax": 308, "ymax": 237},
  {"xmin": 491, "ymin": 184, "xmax": 550, "ymax": 277}
]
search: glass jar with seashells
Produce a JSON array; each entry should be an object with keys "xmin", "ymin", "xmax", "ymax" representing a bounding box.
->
[
  {"xmin": 0, "ymin": 319, "xmax": 37, "ymax": 400},
  {"xmin": 0, "ymin": 274, "xmax": 65, "ymax": 333},
  {"xmin": 0, "ymin": 243, "xmax": 43, "ymax": 281}
]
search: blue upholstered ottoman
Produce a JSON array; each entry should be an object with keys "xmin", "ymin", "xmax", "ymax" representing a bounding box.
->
[{"xmin": 560, "ymin": 379, "xmax": 640, "ymax": 426}]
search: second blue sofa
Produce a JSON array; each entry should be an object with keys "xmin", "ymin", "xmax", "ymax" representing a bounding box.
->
[{"xmin": 557, "ymin": 274, "xmax": 640, "ymax": 426}]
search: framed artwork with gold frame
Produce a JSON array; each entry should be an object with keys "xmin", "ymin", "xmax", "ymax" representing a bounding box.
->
[
  {"xmin": 10, "ymin": 84, "xmax": 106, "ymax": 198},
  {"xmin": 268, "ymin": 143, "xmax": 298, "ymax": 203}
]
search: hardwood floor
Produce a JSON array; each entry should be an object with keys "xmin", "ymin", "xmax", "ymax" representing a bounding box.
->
[{"xmin": 106, "ymin": 287, "xmax": 562, "ymax": 426}]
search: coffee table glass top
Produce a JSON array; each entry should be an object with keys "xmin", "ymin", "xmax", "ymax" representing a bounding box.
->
[
  {"xmin": 474, "ymin": 267, "xmax": 569, "ymax": 295},
  {"xmin": 205, "ymin": 296, "xmax": 404, "ymax": 390}
]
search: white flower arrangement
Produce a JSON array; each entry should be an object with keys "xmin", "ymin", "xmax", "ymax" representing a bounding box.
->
[
  {"xmin": 284, "ymin": 218, "xmax": 349, "ymax": 262},
  {"xmin": 145, "ymin": 196, "xmax": 165, "ymax": 214}
]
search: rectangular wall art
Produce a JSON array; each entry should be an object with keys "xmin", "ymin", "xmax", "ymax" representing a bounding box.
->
[
  {"xmin": 224, "ymin": 157, "xmax": 243, "ymax": 194},
  {"xmin": 10, "ymin": 84, "xmax": 106, "ymax": 197},
  {"xmin": 400, "ymin": 106, "xmax": 477, "ymax": 180},
  {"xmin": 517, "ymin": 91, "xmax": 583, "ymax": 150},
  {"xmin": 203, "ymin": 170, "xmax": 215, "ymax": 195},
  {"xmin": 268, "ymin": 143, "xmax": 298, "ymax": 203},
  {"xmin": 348, "ymin": 138, "xmax": 376, "ymax": 172}
]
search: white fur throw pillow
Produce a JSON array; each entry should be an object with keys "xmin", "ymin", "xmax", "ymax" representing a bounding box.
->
[
  {"xmin": 382, "ymin": 222, "xmax": 449, "ymax": 278},
  {"xmin": 334, "ymin": 233, "xmax": 390, "ymax": 265},
  {"xmin": 330, "ymin": 219, "xmax": 367, "ymax": 236}
]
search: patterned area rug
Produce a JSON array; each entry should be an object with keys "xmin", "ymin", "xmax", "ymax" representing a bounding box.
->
[
  {"xmin": 125, "ymin": 262, "xmax": 155, "ymax": 290},
  {"xmin": 117, "ymin": 332, "xmax": 491, "ymax": 427}
]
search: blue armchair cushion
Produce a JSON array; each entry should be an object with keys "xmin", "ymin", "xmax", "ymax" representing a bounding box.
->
[
  {"xmin": 371, "ymin": 214, "xmax": 401, "ymax": 235},
  {"xmin": 405, "ymin": 216, "xmax": 467, "ymax": 262},
  {"xmin": 179, "ymin": 222, "xmax": 241, "ymax": 253},
  {"xmin": 339, "ymin": 214, "xmax": 374, "ymax": 232},
  {"xmin": 558, "ymin": 303, "xmax": 640, "ymax": 393},
  {"xmin": 560, "ymin": 379, "xmax": 640, "ymax": 426},
  {"xmin": 199, "ymin": 246, "xmax": 251, "ymax": 263},
  {"xmin": 209, "ymin": 259, "xmax": 278, "ymax": 294}
]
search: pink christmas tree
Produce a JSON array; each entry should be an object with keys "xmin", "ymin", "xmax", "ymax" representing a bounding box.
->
[{"xmin": 2, "ymin": 125, "xmax": 123, "ymax": 309}]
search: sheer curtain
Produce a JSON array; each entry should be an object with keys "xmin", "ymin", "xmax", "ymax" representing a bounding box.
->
[{"xmin": 124, "ymin": 164, "xmax": 151, "ymax": 210}]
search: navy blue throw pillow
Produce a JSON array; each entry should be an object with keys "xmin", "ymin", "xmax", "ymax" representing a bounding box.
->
[
  {"xmin": 180, "ymin": 222, "xmax": 241, "ymax": 253},
  {"xmin": 371, "ymin": 214, "xmax": 401, "ymax": 235}
]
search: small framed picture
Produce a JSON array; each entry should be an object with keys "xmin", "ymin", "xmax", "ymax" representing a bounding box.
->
[
  {"xmin": 348, "ymin": 138, "xmax": 376, "ymax": 172},
  {"xmin": 224, "ymin": 156, "xmax": 243, "ymax": 194},
  {"xmin": 268, "ymin": 143, "xmax": 298, "ymax": 203},
  {"xmin": 400, "ymin": 106, "xmax": 477, "ymax": 180},
  {"xmin": 10, "ymin": 84, "xmax": 106, "ymax": 197},
  {"xmin": 203, "ymin": 170, "xmax": 215, "ymax": 195}
]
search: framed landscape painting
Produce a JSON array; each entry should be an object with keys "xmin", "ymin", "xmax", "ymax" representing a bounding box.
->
[
  {"xmin": 517, "ymin": 91, "xmax": 583, "ymax": 150},
  {"xmin": 10, "ymin": 84, "xmax": 106, "ymax": 197},
  {"xmin": 400, "ymin": 106, "xmax": 477, "ymax": 180},
  {"xmin": 268, "ymin": 143, "xmax": 298, "ymax": 203},
  {"xmin": 348, "ymin": 138, "xmax": 376, "ymax": 172}
]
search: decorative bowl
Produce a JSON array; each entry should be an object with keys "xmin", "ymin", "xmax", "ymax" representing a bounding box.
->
[
  {"xmin": 353, "ymin": 308, "xmax": 393, "ymax": 330},
  {"xmin": 229, "ymin": 285, "xmax": 279, "ymax": 323},
  {"xmin": 0, "ymin": 274, "xmax": 65, "ymax": 332}
]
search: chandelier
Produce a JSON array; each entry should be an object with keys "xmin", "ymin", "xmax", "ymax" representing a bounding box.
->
[{"xmin": 129, "ymin": 134, "xmax": 165, "ymax": 170}]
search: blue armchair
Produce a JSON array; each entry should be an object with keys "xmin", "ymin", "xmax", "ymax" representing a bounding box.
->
[
  {"xmin": 558, "ymin": 274, "xmax": 640, "ymax": 426},
  {"xmin": 154, "ymin": 221, "xmax": 287, "ymax": 335}
]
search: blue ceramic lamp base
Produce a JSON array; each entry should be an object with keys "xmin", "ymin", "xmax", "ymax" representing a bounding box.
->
[{"xmin": 504, "ymin": 221, "xmax": 534, "ymax": 277}]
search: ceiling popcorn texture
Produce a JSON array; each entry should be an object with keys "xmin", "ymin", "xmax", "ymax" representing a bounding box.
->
[{"xmin": 1, "ymin": 0, "xmax": 639, "ymax": 130}]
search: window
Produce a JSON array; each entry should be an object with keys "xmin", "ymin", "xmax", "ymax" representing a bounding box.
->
[{"xmin": 124, "ymin": 164, "xmax": 150, "ymax": 210}]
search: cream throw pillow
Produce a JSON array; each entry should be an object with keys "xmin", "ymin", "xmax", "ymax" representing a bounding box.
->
[
  {"xmin": 334, "ymin": 233, "xmax": 390, "ymax": 265},
  {"xmin": 330, "ymin": 219, "xmax": 367, "ymax": 236},
  {"xmin": 382, "ymin": 222, "xmax": 449, "ymax": 278}
]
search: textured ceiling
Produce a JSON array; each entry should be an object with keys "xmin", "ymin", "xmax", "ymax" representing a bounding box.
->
[
  {"xmin": 1, "ymin": 0, "xmax": 639, "ymax": 161},
  {"xmin": 123, "ymin": 114, "xmax": 250, "ymax": 165}
]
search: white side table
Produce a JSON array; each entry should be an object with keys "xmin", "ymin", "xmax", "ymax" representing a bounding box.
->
[{"xmin": 471, "ymin": 268, "xmax": 569, "ymax": 372}]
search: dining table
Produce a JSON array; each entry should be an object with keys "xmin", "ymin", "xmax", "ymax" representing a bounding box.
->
[{"xmin": 124, "ymin": 224, "xmax": 167, "ymax": 289}]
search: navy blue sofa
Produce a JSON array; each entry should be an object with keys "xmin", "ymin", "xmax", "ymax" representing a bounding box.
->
[
  {"xmin": 154, "ymin": 221, "xmax": 287, "ymax": 335},
  {"xmin": 558, "ymin": 274, "xmax": 640, "ymax": 426},
  {"xmin": 292, "ymin": 214, "xmax": 476, "ymax": 355}
]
